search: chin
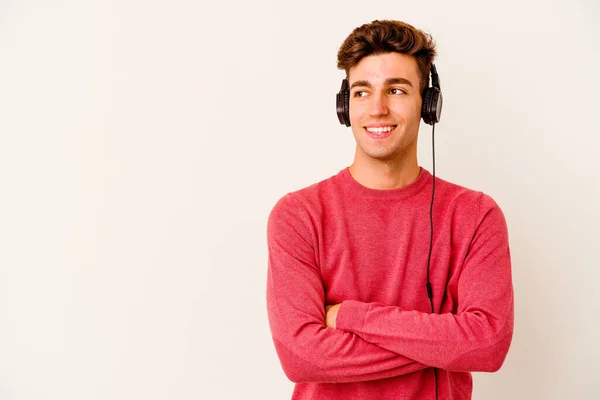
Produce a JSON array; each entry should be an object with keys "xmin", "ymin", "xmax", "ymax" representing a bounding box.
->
[{"xmin": 357, "ymin": 145, "xmax": 401, "ymax": 161}]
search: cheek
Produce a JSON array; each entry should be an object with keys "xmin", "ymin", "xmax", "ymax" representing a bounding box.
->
[
  {"xmin": 350, "ymin": 121, "xmax": 364, "ymax": 135},
  {"xmin": 348, "ymin": 102, "xmax": 363, "ymax": 123},
  {"xmin": 396, "ymin": 100, "xmax": 421, "ymax": 117},
  {"xmin": 413, "ymin": 98, "xmax": 424, "ymax": 118}
]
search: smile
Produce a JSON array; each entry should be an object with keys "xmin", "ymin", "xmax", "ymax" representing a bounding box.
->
[
  {"xmin": 364, "ymin": 125, "xmax": 397, "ymax": 139},
  {"xmin": 365, "ymin": 125, "xmax": 396, "ymax": 133}
]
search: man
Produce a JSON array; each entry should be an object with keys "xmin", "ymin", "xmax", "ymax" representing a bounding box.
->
[{"xmin": 266, "ymin": 20, "xmax": 513, "ymax": 400}]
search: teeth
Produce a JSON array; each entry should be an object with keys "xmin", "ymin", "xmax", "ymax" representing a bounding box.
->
[{"xmin": 366, "ymin": 126, "xmax": 395, "ymax": 133}]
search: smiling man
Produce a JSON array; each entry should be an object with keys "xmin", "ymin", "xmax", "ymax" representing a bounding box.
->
[
  {"xmin": 346, "ymin": 52, "xmax": 424, "ymax": 189},
  {"xmin": 266, "ymin": 20, "xmax": 514, "ymax": 400}
]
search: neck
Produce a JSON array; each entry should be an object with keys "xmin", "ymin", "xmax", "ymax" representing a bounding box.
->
[{"xmin": 348, "ymin": 154, "xmax": 420, "ymax": 190}]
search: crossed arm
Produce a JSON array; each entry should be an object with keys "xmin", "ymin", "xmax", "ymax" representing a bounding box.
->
[{"xmin": 266, "ymin": 193, "xmax": 514, "ymax": 383}]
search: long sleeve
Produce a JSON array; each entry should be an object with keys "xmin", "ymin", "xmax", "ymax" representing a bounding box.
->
[
  {"xmin": 266, "ymin": 194, "xmax": 431, "ymax": 383},
  {"xmin": 335, "ymin": 193, "xmax": 514, "ymax": 372}
]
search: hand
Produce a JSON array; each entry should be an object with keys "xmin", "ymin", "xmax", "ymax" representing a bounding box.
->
[{"xmin": 325, "ymin": 303, "xmax": 341, "ymax": 329}]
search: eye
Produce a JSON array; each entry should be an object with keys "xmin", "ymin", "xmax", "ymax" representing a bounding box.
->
[
  {"xmin": 353, "ymin": 90, "xmax": 367, "ymax": 97},
  {"xmin": 389, "ymin": 88, "xmax": 406, "ymax": 95}
]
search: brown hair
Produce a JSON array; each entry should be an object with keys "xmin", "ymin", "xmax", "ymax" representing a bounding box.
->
[{"xmin": 337, "ymin": 20, "xmax": 437, "ymax": 93}]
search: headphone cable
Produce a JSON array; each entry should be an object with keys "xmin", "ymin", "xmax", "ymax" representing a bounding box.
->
[{"xmin": 425, "ymin": 122, "xmax": 439, "ymax": 400}]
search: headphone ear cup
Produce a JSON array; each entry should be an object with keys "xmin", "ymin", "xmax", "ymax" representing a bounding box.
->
[
  {"xmin": 421, "ymin": 87, "xmax": 442, "ymax": 125},
  {"xmin": 336, "ymin": 79, "xmax": 351, "ymax": 127},
  {"xmin": 343, "ymin": 89, "xmax": 350, "ymax": 126}
]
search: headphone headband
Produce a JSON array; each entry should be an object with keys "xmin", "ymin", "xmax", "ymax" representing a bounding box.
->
[{"xmin": 430, "ymin": 64, "xmax": 441, "ymax": 90}]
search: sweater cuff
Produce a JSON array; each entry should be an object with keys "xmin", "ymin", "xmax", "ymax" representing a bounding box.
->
[{"xmin": 336, "ymin": 300, "xmax": 370, "ymax": 333}]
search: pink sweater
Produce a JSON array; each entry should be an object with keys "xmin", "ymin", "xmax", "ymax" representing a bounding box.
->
[{"xmin": 266, "ymin": 166, "xmax": 514, "ymax": 399}]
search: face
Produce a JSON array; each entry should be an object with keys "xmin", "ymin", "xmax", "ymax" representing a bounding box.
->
[{"xmin": 348, "ymin": 52, "xmax": 422, "ymax": 164}]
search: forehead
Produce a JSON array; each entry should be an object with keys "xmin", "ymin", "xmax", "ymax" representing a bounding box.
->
[{"xmin": 348, "ymin": 52, "xmax": 420, "ymax": 86}]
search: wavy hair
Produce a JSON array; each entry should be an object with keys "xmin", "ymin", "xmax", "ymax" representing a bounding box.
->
[{"xmin": 337, "ymin": 20, "xmax": 437, "ymax": 93}]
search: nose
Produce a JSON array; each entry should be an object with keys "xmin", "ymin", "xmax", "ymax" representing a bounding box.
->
[{"xmin": 368, "ymin": 92, "xmax": 389, "ymax": 117}]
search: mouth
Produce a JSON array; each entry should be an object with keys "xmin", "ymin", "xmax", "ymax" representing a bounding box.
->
[{"xmin": 364, "ymin": 125, "xmax": 397, "ymax": 139}]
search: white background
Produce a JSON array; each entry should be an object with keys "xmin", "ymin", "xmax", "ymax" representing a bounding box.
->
[{"xmin": 1, "ymin": 0, "xmax": 599, "ymax": 399}]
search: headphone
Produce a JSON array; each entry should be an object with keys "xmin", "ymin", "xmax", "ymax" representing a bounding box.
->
[{"xmin": 336, "ymin": 63, "xmax": 443, "ymax": 126}]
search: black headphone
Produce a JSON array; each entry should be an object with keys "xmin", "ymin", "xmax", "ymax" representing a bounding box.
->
[{"xmin": 336, "ymin": 63, "xmax": 443, "ymax": 126}]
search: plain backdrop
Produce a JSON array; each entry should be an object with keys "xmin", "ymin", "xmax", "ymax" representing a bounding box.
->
[{"xmin": 0, "ymin": 0, "xmax": 599, "ymax": 399}]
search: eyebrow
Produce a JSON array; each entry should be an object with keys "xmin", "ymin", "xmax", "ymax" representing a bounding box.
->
[{"xmin": 350, "ymin": 77, "xmax": 413, "ymax": 89}]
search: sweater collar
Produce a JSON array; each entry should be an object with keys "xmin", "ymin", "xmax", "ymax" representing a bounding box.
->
[{"xmin": 339, "ymin": 166, "xmax": 431, "ymax": 200}]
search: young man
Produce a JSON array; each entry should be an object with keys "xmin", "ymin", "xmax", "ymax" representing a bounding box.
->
[{"xmin": 266, "ymin": 20, "xmax": 513, "ymax": 400}]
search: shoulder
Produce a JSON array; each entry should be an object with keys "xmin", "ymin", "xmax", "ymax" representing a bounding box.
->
[
  {"xmin": 266, "ymin": 171, "xmax": 344, "ymax": 247},
  {"xmin": 268, "ymin": 169, "xmax": 343, "ymax": 220},
  {"xmin": 434, "ymin": 174, "xmax": 502, "ymax": 211},
  {"xmin": 433, "ymin": 174, "xmax": 507, "ymax": 235}
]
